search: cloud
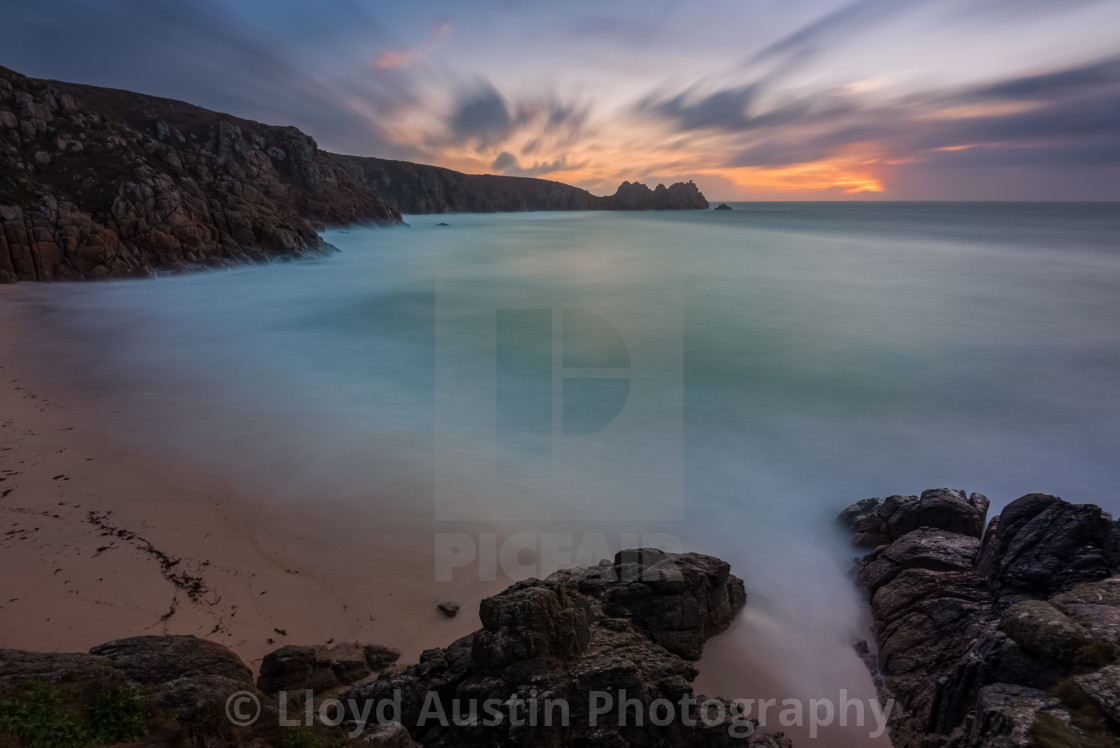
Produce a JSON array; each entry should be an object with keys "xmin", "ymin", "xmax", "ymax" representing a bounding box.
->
[
  {"xmin": 747, "ymin": 0, "xmax": 905, "ymax": 65},
  {"xmin": 0, "ymin": 0, "xmax": 429, "ymax": 159},
  {"xmin": 635, "ymin": 52, "xmax": 1120, "ymax": 183},
  {"xmin": 447, "ymin": 82, "xmax": 515, "ymax": 148},
  {"xmin": 489, "ymin": 150, "xmax": 585, "ymax": 177},
  {"xmin": 964, "ymin": 55, "xmax": 1120, "ymax": 101},
  {"xmin": 375, "ymin": 20, "xmax": 452, "ymax": 70},
  {"xmin": 491, "ymin": 151, "xmax": 518, "ymax": 171},
  {"xmin": 376, "ymin": 49, "xmax": 423, "ymax": 70},
  {"xmin": 640, "ymin": 84, "xmax": 759, "ymax": 132}
]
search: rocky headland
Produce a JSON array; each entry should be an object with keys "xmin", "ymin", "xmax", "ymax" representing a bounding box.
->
[
  {"xmin": 840, "ymin": 489, "xmax": 1120, "ymax": 748},
  {"xmin": 0, "ymin": 550, "xmax": 790, "ymax": 747},
  {"xmin": 0, "ymin": 65, "xmax": 707, "ymax": 283}
]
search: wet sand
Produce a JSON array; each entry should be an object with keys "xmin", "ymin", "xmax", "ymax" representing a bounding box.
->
[{"xmin": 0, "ymin": 290, "xmax": 496, "ymax": 669}]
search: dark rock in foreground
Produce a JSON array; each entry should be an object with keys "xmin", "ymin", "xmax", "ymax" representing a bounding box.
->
[
  {"xmin": 840, "ymin": 490, "xmax": 1120, "ymax": 748},
  {"xmin": 0, "ymin": 635, "xmax": 258, "ymax": 720},
  {"xmin": 0, "ymin": 549, "xmax": 785, "ymax": 747},
  {"xmin": 343, "ymin": 549, "xmax": 790, "ymax": 747},
  {"xmin": 436, "ymin": 601, "xmax": 460, "ymax": 618},
  {"xmin": 257, "ymin": 641, "xmax": 401, "ymax": 697}
]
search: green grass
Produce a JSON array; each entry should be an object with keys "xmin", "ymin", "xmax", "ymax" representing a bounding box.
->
[
  {"xmin": 87, "ymin": 688, "xmax": 147, "ymax": 744},
  {"xmin": 1033, "ymin": 712, "xmax": 1120, "ymax": 748},
  {"xmin": 280, "ymin": 726, "xmax": 352, "ymax": 748},
  {"xmin": 0, "ymin": 682, "xmax": 147, "ymax": 748},
  {"xmin": 0, "ymin": 683, "xmax": 90, "ymax": 748}
]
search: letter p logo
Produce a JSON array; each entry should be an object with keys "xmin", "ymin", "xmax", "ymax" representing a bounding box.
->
[
  {"xmin": 496, "ymin": 309, "xmax": 631, "ymax": 476},
  {"xmin": 436, "ymin": 292, "xmax": 682, "ymax": 522}
]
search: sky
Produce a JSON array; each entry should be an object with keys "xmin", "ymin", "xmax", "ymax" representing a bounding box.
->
[{"xmin": 2, "ymin": 0, "xmax": 1119, "ymax": 200}]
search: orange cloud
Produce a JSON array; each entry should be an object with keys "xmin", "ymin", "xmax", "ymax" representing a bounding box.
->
[
  {"xmin": 376, "ymin": 49, "xmax": 422, "ymax": 70},
  {"xmin": 375, "ymin": 21, "xmax": 452, "ymax": 70},
  {"xmin": 697, "ymin": 159, "xmax": 883, "ymax": 194}
]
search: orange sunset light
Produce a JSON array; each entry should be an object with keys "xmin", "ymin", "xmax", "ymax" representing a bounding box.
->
[{"xmin": 701, "ymin": 161, "xmax": 884, "ymax": 194}]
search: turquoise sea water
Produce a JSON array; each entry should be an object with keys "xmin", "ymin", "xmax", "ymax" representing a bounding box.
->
[{"xmin": 7, "ymin": 202, "xmax": 1120, "ymax": 739}]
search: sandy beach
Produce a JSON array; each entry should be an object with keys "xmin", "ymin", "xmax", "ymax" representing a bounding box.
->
[{"xmin": 0, "ymin": 290, "xmax": 500, "ymax": 670}]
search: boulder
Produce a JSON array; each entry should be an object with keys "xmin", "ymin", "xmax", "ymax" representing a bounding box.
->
[
  {"xmin": 1074, "ymin": 664, "xmax": 1120, "ymax": 723},
  {"xmin": 2, "ymin": 635, "xmax": 262, "ymax": 721},
  {"xmin": 839, "ymin": 489, "xmax": 989, "ymax": 548},
  {"xmin": 342, "ymin": 550, "xmax": 784, "ymax": 747},
  {"xmin": 1000, "ymin": 600, "xmax": 1093, "ymax": 669},
  {"xmin": 0, "ymin": 650, "xmax": 119, "ymax": 687},
  {"xmin": 256, "ymin": 640, "xmax": 392, "ymax": 696},
  {"xmin": 976, "ymin": 494, "xmax": 1117, "ymax": 599}
]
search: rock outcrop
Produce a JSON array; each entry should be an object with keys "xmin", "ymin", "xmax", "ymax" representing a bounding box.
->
[
  {"xmin": 0, "ymin": 65, "xmax": 399, "ymax": 282},
  {"xmin": 0, "ymin": 635, "xmax": 257, "ymax": 720},
  {"xmin": 840, "ymin": 490, "xmax": 1120, "ymax": 748},
  {"xmin": 257, "ymin": 641, "xmax": 401, "ymax": 696},
  {"xmin": 0, "ymin": 65, "xmax": 708, "ymax": 283},
  {"xmin": 342, "ymin": 549, "xmax": 789, "ymax": 746},
  {"xmin": 597, "ymin": 180, "xmax": 709, "ymax": 211},
  {"xmin": 0, "ymin": 550, "xmax": 783, "ymax": 747}
]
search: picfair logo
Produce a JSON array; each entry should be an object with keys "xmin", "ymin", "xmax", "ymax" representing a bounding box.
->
[
  {"xmin": 496, "ymin": 308, "xmax": 631, "ymax": 477},
  {"xmin": 434, "ymin": 291, "xmax": 682, "ymax": 522}
]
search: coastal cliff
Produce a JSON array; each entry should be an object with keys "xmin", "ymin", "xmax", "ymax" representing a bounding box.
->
[
  {"xmin": 840, "ymin": 489, "xmax": 1120, "ymax": 748},
  {"xmin": 0, "ymin": 65, "xmax": 708, "ymax": 283}
]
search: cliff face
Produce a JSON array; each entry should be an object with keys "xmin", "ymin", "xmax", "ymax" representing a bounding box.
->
[
  {"xmin": 0, "ymin": 65, "xmax": 707, "ymax": 283},
  {"xmin": 324, "ymin": 158, "xmax": 710, "ymax": 214},
  {"xmin": 0, "ymin": 65, "xmax": 400, "ymax": 282}
]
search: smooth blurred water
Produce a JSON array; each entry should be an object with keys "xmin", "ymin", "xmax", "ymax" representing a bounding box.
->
[{"xmin": 7, "ymin": 202, "xmax": 1120, "ymax": 733}]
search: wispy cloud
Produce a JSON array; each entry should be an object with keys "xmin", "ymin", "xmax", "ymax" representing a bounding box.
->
[
  {"xmin": 2, "ymin": 0, "xmax": 1118, "ymax": 198},
  {"xmin": 375, "ymin": 20, "xmax": 451, "ymax": 70}
]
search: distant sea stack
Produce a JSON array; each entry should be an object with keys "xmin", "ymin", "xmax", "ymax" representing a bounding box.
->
[
  {"xmin": 599, "ymin": 180, "xmax": 709, "ymax": 210},
  {"xmin": 713, "ymin": 203, "xmax": 732, "ymax": 210},
  {"xmin": 0, "ymin": 66, "xmax": 707, "ymax": 283}
]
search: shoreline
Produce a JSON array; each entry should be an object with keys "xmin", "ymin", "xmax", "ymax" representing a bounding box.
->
[
  {"xmin": 0, "ymin": 279, "xmax": 892, "ymax": 746},
  {"xmin": 0, "ymin": 290, "xmax": 496, "ymax": 667}
]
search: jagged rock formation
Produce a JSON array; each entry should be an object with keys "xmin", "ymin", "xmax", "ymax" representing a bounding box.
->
[
  {"xmin": 0, "ymin": 550, "xmax": 785, "ymax": 747},
  {"xmin": 598, "ymin": 180, "xmax": 709, "ymax": 211},
  {"xmin": 341, "ymin": 549, "xmax": 790, "ymax": 747},
  {"xmin": 840, "ymin": 489, "xmax": 1120, "ymax": 748},
  {"xmin": 0, "ymin": 65, "xmax": 708, "ymax": 283}
]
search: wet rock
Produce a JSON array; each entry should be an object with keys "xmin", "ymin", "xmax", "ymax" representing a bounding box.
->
[
  {"xmin": 342, "ymin": 550, "xmax": 779, "ymax": 747},
  {"xmin": 256, "ymin": 640, "xmax": 396, "ymax": 696},
  {"xmin": 839, "ymin": 488, "xmax": 989, "ymax": 549},
  {"xmin": 363, "ymin": 643, "xmax": 402, "ymax": 670},
  {"xmin": 1000, "ymin": 600, "xmax": 1093, "ymax": 669},
  {"xmin": 1073, "ymin": 664, "xmax": 1120, "ymax": 723},
  {"xmin": 0, "ymin": 650, "xmax": 119, "ymax": 687},
  {"xmin": 89, "ymin": 635, "xmax": 252, "ymax": 684},
  {"xmin": 2, "ymin": 635, "xmax": 262, "ymax": 721},
  {"xmin": 976, "ymin": 493, "xmax": 1117, "ymax": 600},
  {"xmin": 841, "ymin": 491, "xmax": 1120, "ymax": 748},
  {"xmin": 436, "ymin": 601, "xmax": 459, "ymax": 618}
]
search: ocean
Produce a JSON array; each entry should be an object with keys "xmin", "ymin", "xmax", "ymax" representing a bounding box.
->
[{"xmin": 7, "ymin": 202, "xmax": 1120, "ymax": 743}]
